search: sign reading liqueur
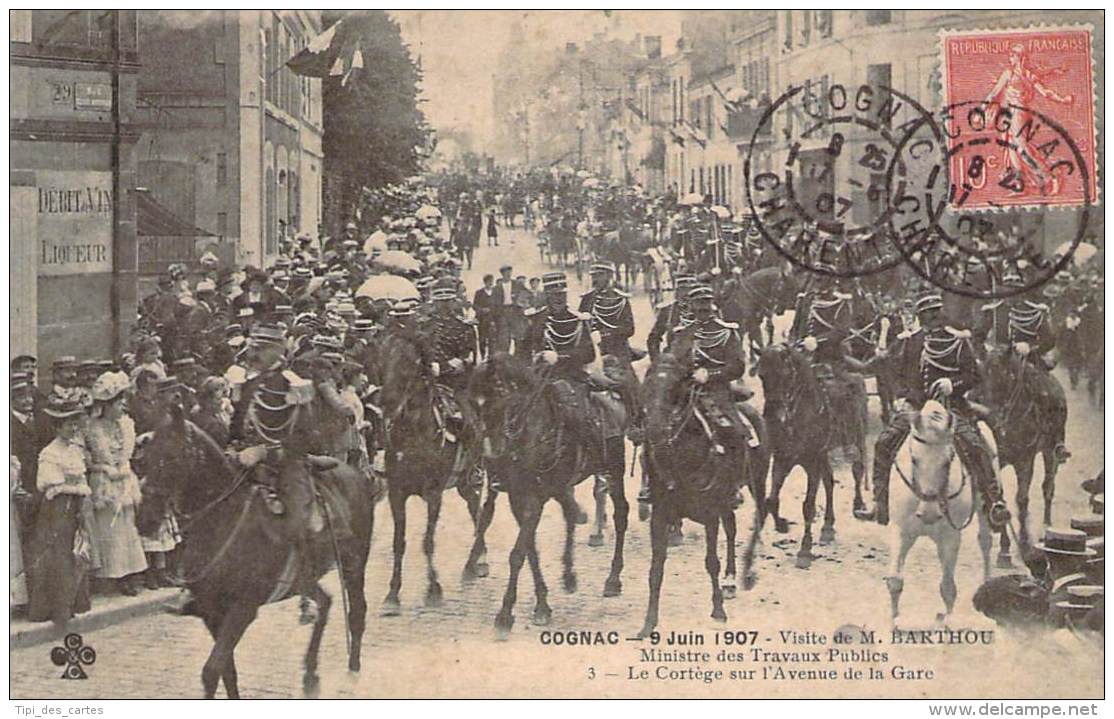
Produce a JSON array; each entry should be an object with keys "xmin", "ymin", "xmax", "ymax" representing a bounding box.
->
[{"xmin": 37, "ymin": 171, "xmax": 113, "ymax": 276}]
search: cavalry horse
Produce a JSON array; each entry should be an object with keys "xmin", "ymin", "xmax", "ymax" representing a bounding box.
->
[
  {"xmin": 470, "ymin": 353, "xmax": 629, "ymax": 633},
  {"xmin": 756, "ymin": 343, "xmax": 869, "ymax": 568},
  {"xmin": 637, "ymin": 352, "xmax": 769, "ymax": 638},
  {"xmin": 137, "ymin": 403, "xmax": 376, "ymax": 698},
  {"xmin": 375, "ymin": 332, "xmax": 485, "ymax": 614},
  {"xmin": 979, "ymin": 348, "xmax": 1069, "ymax": 566},
  {"xmin": 884, "ymin": 400, "xmax": 995, "ymax": 625},
  {"xmin": 719, "ymin": 266, "xmax": 798, "ymax": 363}
]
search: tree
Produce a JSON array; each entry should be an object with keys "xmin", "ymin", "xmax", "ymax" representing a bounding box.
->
[{"xmin": 321, "ymin": 11, "xmax": 429, "ymax": 233}]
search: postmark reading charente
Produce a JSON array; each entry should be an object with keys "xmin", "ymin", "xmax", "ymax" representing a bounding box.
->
[{"xmin": 745, "ymin": 83, "xmax": 933, "ymax": 278}]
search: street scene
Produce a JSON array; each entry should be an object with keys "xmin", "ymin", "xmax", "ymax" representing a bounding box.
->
[{"xmin": 9, "ymin": 10, "xmax": 1104, "ymax": 702}]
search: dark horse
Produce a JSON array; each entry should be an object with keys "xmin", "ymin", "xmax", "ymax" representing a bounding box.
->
[
  {"xmin": 375, "ymin": 332, "xmax": 485, "ymax": 614},
  {"xmin": 979, "ymin": 349, "xmax": 1069, "ymax": 565},
  {"xmin": 470, "ymin": 353, "xmax": 629, "ymax": 633},
  {"xmin": 756, "ymin": 343, "xmax": 868, "ymax": 568},
  {"xmin": 637, "ymin": 352, "xmax": 769, "ymax": 637},
  {"xmin": 719, "ymin": 266, "xmax": 798, "ymax": 363},
  {"xmin": 137, "ymin": 406, "xmax": 376, "ymax": 697}
]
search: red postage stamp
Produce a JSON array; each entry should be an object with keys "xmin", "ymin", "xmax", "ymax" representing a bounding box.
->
[{"xmin": 940, "ymin": 26, "xmax": 1097, "ymax": 209}]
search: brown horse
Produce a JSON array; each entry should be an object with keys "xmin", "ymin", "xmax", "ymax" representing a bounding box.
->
[
  {"xmin": 637, "ymin": 352, "xmax": 768, "ymax": 638},
  {"xmin": 137, "ymin": 406, "xmax": 376, "ymax": 698},
  {"xmin": 979, "ymin": 349, "xmax": 1069, "ymax": 565},
  {"xmin": 756, "ymin": 343, "xmax": 868, "ymax": 568},
  {"xmin": 470, "ymin": 353, "xmax": 629, "ymax": 633},
  {"xmin": 374, "ymin": 331, "xmax": 486, "ymax": 614}
]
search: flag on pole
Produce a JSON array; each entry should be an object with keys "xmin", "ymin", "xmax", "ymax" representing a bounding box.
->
[{"xmin": 286, "ymin": 17, "xmax": 365, "ymax": 85}]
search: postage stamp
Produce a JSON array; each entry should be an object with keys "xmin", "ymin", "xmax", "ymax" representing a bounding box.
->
[{"xmin": 939, "ymin": 25, "xmax": 1098, "ymax": 210}]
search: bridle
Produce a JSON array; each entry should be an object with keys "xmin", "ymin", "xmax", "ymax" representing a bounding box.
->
[{"xmin": 892, "ymin": 426, "xmax": 976, "ymax": 531}]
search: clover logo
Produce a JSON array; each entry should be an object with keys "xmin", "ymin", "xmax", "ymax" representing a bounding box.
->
[{"xmin": 50, "ymin": 633, "xmax": 96, "ymax": 679}]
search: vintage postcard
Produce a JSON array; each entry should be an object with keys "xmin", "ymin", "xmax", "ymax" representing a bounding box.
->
[{"xmin": 9, "ymin": 9, "xmax": 1104, "ymax": 705}]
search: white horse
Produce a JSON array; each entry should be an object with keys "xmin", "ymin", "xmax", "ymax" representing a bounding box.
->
[{"xmin": 885, "ymin": 400, "xmax": 996, "ymax": 626}]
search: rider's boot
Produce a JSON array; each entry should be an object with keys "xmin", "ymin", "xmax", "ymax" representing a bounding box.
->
[
  {"xmin": 855, "ymin": 454, "xmax": 892, "ymax": 525},
  {"xmin": 297, "ymin": 542, "xmax": 319, "ymax": 625}
]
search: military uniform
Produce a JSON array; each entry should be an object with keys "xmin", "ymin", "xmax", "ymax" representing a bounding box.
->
[
  {"xmin": 668, "ymin": 310, "xmax": 750, "ymax": 453},
  {"xmin": 867, "ymin": 297, "xmax": 1003, "ymax": 526},
  {"xmin": 579, "ymin": 273, "xmax": 641, "ymax": 434}
]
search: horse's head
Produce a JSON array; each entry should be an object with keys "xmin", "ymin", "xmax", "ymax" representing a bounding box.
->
[
  {"xmin": 641, "ymin": 352, "xmax": 689, "ymax": 446},
  {"xmin": 980, "ymin": 346, "xmax": 1024, "ymax": 406},
  {"xmin": 754, "ymin": 343, "xmax": 799, "ymax": 398},
  {"xmin": 904, "ymin": 400, "xmax": 957, "ymax": 525},
  {"xmin": 377, "ymin": 332, "xmax": 428, "ymax": 415},
  {"xmin": 469, "ymin": 352, "xmax": 539, "ymax": 458},
  {"xmin": 136, "ymin": 403, "xmax": 230, "ymax": 534}
]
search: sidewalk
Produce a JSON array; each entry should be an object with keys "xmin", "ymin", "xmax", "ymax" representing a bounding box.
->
[{"xmin": 10, "ymin": 588, "xmax": 179, "ymax": 650}]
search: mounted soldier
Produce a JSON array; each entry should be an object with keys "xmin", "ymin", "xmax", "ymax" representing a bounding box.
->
[
  {"xmin": 524, "ymin": 272, "xmax": 604, "ymax": 463},
  {"xmin": 579, "ymin": 261, "xmax": 641, "ymax": 439},
  {"xmin": 647, "ymin": 273, "xmax": 697, "ymax": 361},
  {"xmin": 975, "ymin": 271, "xmax": 1069, "ymax": 463},
  {"xmin": 856, "ymin": 293, "xmax": 1009, "ymax": 529},
  {"xmin": 666, "ymin": 284, "xmax": 757, "ymax": 504},
  {"xmin": 419, "ymin": 279, "xmax": 483, "ymax": 473}
]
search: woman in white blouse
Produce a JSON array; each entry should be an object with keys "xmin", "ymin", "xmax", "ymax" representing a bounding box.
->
[
  {"xmin": 27, "ymin": 398, "xmax": 94, "ymax": 624},
  {"xmin": 85, "ymin": 372, "xmax": 148, "ymax": 596}
]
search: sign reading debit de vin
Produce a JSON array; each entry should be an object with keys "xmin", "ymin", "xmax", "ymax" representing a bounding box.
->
[{"xmin": 36, "ymin": 170, "xmax": 114, "ymax": 277}]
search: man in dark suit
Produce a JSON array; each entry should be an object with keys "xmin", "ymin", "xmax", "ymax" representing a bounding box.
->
[
  {"xmin": 491, "ymin": 264, "xmax": 517, "ymax": 354},
  {"xmin": 11, "ymin": 375, "xmax": 44, "ymax": 549},
  {"xmin": 472, "ymin": 273, "xmax": 497, "ymax": 360}
]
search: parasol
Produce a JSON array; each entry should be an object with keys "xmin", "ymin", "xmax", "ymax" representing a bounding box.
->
[
  {"xmin": 710, "ymin": 205, "xmax": 731, "ymax": 220},
  {"xmin": 373, "ymin": 250, "xmax": 423, "ymax": 273},
  {"xmin": 416, "ymin": 204, "xmax": 442, "ymax": 221},
  {"xmin": 363, "ymin": 230, "xmax": 389, "ymax": 253},
  {"xmin": 679, "ymin": 192, "xmax": 705, "ymax": 206},
  {"xmin": 1055, "ymin": 241, "xmax": 1098, "ymax": 266},
  {"xmin": 355, "ymin": 275, "xmax": 420, "ymax": 302}
]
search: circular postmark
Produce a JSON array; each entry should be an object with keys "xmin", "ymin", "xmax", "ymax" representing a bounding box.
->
[
  {"xmin": 744, "ymin": 83, "xmax": 934, "ymax": 277},
  {"xmin": 886, "ymin": 99, "xmax": 1091, "ymax": 299}
]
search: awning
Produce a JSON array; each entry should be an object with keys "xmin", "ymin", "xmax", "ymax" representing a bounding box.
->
[{"xmin": 137, "ymin": 192, "xmax": 215, "ymax": 237}]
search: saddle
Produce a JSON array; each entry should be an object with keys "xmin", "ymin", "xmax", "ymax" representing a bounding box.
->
[{"xmin": 240, "ymin": 448, "xmax": 354, "ymax": 544}]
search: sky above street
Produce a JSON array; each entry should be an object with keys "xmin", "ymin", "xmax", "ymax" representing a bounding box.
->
[{"xmin": 393, "ymin": 10, "xmax": 682, "ymax": 150}]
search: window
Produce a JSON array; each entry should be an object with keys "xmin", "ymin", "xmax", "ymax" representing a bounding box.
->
[
  {"xmin": 217, "ymin": 212, "xmax": 228, "ymax": 237},
  {"xmin": 783, "ymin": 10, "xmax": 793, "ymax": 50},
  {"xmin": 705, "ymin": 97, "xmax": 713, "ymax": 139},
  {"xmin": 30, "ymin": 10, "xmax": 134, "ymax": 50},
  {"xmin": 867, "ymin": 64, "xmax": 893, "ymax": 126},
  {"xmin": 216, "ymin": 152, "xmax": 227, "ymax": 185},
  {"xmin": 11, "ymin": 11, "xmax": 31, "ymax": 41},
  {"xmin": 798, "ymin": 10, "xmax": 811, "ymax": 46},
  {"xmin": 865, "ymin": 10, "xmax": 891, "ymax": 26}
]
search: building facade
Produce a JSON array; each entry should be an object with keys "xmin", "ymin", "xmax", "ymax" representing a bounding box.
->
[
  {"xmin": 10, "ymin": 10, "xmax": 141, "ymax": 367},
  {"xmin": 136, "ymin": 10, "xmax": 324, "ymax": 271}
]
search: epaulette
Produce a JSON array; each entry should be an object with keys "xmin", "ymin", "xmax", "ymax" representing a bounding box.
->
[
  {"xmin": 944, "ymin": 326, "xmax": 972, "ymax": 339},
  {"xmin": 524, "ymin": 307, "xmax": 542, "ymax": 317},
  {"xmin": 610, "ymin": 288, "xmax": 631, "ymax": 298},
  {"xmin": 281, "ymin": 369, "xmax": 312, "ymax": 388},
  {"xmin": 655, "ymin": 300, "xmax": 675, "ymax": 311},
  {"xmin": 897, "ymin": 327, "xmax": 922, "ymax": 340},
  {"xmin": 462, "ymin": 317, "xmax": 478, "ymax": 326},
  {"xmin": 1023, "ymin": 301, "xmax": 1049, "ymax": 311},
  {"xmin": 981, "ymin": 300, "xmax": 1004, "ymax": 311},
  {"xmin": 576, "ymin": 312, "xmax": 593, "ymax": 321},
  {"xmin": 225, "ymin": 365, "xmax": 248, "ymax": 385},
  {"xmin": 715, "ymin": 318, "xmax": 740, "ymax": 330},
  {"xmin": 671, "ymin": 324, "xmax": 689, "ymax": 334}
]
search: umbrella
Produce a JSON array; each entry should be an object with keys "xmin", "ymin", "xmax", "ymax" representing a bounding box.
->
[
  {"xmin": 711, "ymin": 205, "xmax": 731, "ymax": 220},
  {"xmin": 363, "ymin": 230, "xmax": 389, "ymax": 253},
  {"xmin": 373, "ymin": 249, "xmax": 423, "ymax": 273},
  {"xmin": 576, "ymin": 170, "xmax": 592, "ymax": 179},
  {"xmin": 416, "ymin": 205, "xmax": 441, "ymax": 220},
  {"xmin": 1055, "ymin": 241, "xmax": 1098, "ymax": 266},
  {"xmin": 355, "ymin": 275, "xmax": 420, "ymax": 302},
  {"xmin": 679, "ymin": 192, "xmax": 704, "ymax": 206},
  {"xmin": 582, "ymin": 178, "xmax": 601, "ymax": 188}
]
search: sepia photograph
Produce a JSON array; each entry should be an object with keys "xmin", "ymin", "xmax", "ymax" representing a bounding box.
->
[{"xmin": 8, "ymin": 8, "xmax": 1105, "ymax": 704}]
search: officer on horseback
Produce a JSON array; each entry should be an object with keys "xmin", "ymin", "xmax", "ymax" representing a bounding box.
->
[
  {"xmin": 420, "ymin": 279, "xmax": 483, "ymax": 473},
  {"xmin": 977, "ymin": 271, "xmax": 1070, "ymax": 463},
  {"xmin": 228, "ymin": 323, "xmax": 326, "ymax": 624},
  {"xmin": 668, "ymin": 284, "xmax": 756, "ymax": 504},
  {"xmin": 524, "ymin": 272, "xmax": 605, "ymax": 465},
  {"xmin": 647, "ymin": 273, "xmax": 697, "ymax": 361},
  {"xmin": 857, "ymin": 293, "xmax": 1010, "ymax": 529},
  {"xmin": 579, "ymin": 261, "xmax": 641, "ymax": 439}
]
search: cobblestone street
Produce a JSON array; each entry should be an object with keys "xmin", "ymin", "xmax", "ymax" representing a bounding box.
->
[{"xmin": 11, "ymin": 227, "xmax": 1104, "ymax": 699}]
